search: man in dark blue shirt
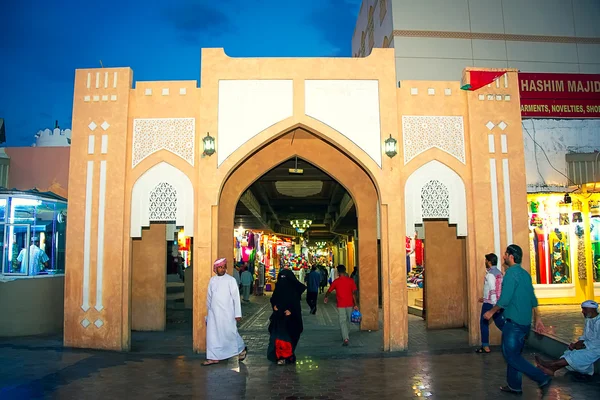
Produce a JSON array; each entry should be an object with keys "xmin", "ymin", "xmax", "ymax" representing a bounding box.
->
[{"xmin": 306, "ymin": 265, "xmax": 321, "ymax": 315}]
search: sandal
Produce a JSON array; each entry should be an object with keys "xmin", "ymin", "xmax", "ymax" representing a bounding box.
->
[
  {"xmin": 238, "ymin": 346, "xmax": 248, "ymax": 362},
  {"xmin": 475, "ymin": 347, "xmax": 491, "ymax": 354},
  {"xmin": 202, "ymin": 360, "xmax": 220, "ymax": 366},
  {"xmin": 499, "ymin": 385, "xmax": 522, "ymax": 395}
]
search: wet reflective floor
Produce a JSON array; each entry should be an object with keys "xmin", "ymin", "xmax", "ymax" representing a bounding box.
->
[
  {"xmin": 2, "ymin": 345, "xmax": 599, "ymax": 399},
  {"xmin": 1, "ymin": 294, "xmax": 599, "ymax": 399}
]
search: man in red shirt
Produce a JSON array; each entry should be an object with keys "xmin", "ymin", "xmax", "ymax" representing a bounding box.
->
[{"xmin": 324, "ymin": 265, "xmax": 359, "ymax": 346}]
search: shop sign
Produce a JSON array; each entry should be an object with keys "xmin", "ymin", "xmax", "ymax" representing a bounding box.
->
[{"xmin": 518, "ymin": 73, "xmax": 600, "ymax": 118}]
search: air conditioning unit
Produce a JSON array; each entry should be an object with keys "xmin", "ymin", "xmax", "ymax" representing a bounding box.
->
[{"xmin": 566, "ymin": 152, "xmax": 600, "ymax": 186}]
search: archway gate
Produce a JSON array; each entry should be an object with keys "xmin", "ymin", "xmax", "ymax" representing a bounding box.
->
[{"xmin": 63, "ymin": 48, "xmax": 527, "ymax": 353}]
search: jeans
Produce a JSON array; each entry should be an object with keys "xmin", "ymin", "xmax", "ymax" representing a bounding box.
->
[
  {"xmin": 337, "ymin": 307, "xmax": 353, "ymax": 340},
  {"xmin": 480, "ymin": 303, "xmax": 506, "ymax": 346},
  {"xmin": 502, "ymin": 320, "xmax": 550, "ymax": 390},
  {"xmin": 306, "ymin": 291, "xmax": 318, "ymax": 313}
]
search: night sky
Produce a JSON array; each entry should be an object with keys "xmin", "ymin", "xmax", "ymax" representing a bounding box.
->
[{"xmin": 1, "ymin": 0, "xmax": 361, "ymax": 146}]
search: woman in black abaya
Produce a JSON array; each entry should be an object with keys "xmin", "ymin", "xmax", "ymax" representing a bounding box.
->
[{"xmin": 267, "ymin": 268, "xmax": 306, "ymax": 365}]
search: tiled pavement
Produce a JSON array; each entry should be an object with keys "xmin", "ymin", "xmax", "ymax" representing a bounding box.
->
[
  {"xmin": 0, "ymin": 295, "xmax": 598, "ymax": 399},
  {"xmin": 538, "ymin": 305, "xmax": 588, "ymax": 343}
]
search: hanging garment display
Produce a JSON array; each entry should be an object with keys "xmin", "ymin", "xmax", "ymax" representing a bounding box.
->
[
  {"xmin": 533, "ymin": 227, "xmax": 548, "ymax": 284},
  {"xmin": 575, "ymin": 224, "xmax": 586, "ymax": 280},
  {"xmin": 548, "ymin": 229, "xmax": 571, "ymax": 284},
  {"xmin": 415, "ymin": 239, "xmax": 424, "ymax": 266}
]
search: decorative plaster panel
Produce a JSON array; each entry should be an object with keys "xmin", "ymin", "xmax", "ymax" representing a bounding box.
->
[
  {"xmin": 217, "ymin": 80, "xmax": 293, "ymax": 166},
  {"xmin": 405, "ymin": 160, "xmax": 467, "ymax": 236},
  {"xmin": 149, "ymin": 182, "xmax": 177, "ymax": 221},
  {"xmin": 421, "ymin": 180, "xmax": 450, "ymax": 218},
  {"xmin": 131, "ymin": 162, "xmax": 194, "ymax": 238},
  {"xmin": 132, "ymin": 118, "xmax": 195, "ymax": 168},
  {"xmin": 402, "ymin": 116, "xmax": 465, "ymax": 165},
  {"xmin": 305, "ymin": 80, "xmax": 382, "ymax": 167}
]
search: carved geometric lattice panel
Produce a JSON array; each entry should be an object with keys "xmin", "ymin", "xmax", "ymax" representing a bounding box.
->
[
  {"xmin": 402, "ymin": 116, "xmax": 465, "ymax": 165},
  {"xmin": 421, "ymin": 180, "xmax": 450, "ymax": 218},
  {"xmin": 149, "ymin": 182, "xmax": 177, "ymax": 221},
  {"xmin": 132, "ymin": 118, "xmax": 195, "ymax": 168}
]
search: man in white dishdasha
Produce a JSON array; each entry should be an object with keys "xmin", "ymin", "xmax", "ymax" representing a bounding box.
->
[{"xmin": 202, "ymin": 258, "xmax": 247, "ymax": 366}]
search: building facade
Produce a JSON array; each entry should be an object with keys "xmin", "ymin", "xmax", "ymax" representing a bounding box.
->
[
  {"xmin": 64, "ymin": 48, "xmax": 530, "ymax": 352},
  {"xmin": 353, "ymin": 0, "xmax": 600, "ymax": 80}
]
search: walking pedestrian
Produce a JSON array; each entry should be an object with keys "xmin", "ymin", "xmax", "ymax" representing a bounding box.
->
[
  {"xmin": 476, "ymin": 253, "xmax": 505, "ymax": 353},
  {"xmin": 306, "ymin": 265, "xmax": 321, "ymax": 314},
  {"xmin": 240, "ymin": 266, "xmax": 253, "ymax": 302},
  {"xmin": 267, "ymin": 269, "xmax": 306, "ymax": 365},
  {"xmin": 319, "ymin": 265, "xmax": 328, "ymax": 294},
  {"xmin": 324, "ymin": 265, "xmax": 359, "ymax": 346},
  {"xmin": 202, "ymin": 258, "xmax": 247, "ymax": 366},
  {"xmin": 483, "ymin": 244, "xmax": 552, "ymax": 394}
]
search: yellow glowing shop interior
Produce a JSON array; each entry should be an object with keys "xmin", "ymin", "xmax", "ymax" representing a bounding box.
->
[{"xmin": 528, "ymin": 191, "xmax": 600, "ymax": 304}]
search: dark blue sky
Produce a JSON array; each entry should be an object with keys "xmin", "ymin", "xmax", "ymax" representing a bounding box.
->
[{"xmin": 1, "ymin": 0, "xmax": 361, "ymax": 146}]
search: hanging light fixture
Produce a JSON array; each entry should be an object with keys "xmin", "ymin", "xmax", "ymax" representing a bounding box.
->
[
  {"xmin": 384, "ymin": 134, "xmax": 397, "ymax": 158},
  {"xmin": 203, "ymin": 132, "xmax": 215, "ymax": 156},
  {"xmin": 291, "ymin": 219, "xmax": 312, "ymax": 233}
]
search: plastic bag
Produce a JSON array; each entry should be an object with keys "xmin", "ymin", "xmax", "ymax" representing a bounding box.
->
[{"xmin": 350, "ymin": 309, "xmax": 362, "ymax": 324}]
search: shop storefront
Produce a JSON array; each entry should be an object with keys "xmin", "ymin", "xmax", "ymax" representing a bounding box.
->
[
  {"xmin": 527, "ymin": 192, "xmax": 599, "ymax": 303},
  {"xmin": 520, "ymin": 72, "xmax": 600, "ymax": 304},
  {"xmin": 234, "ymin": 228, "xmax": 295, "ymax": 293},
  {"xmin": 0, "ymin": 189, "xmax": 68, "ymax": 337},
  {"xmin": 0, "ymin": 189, "xmax": 67, "ymax": 278}
]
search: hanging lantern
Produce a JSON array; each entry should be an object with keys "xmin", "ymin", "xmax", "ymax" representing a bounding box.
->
[
  {"xmin": 384, "ymin": 134, "xmax": 397, "ymax": 158},
  {"xmin": 203, "ymin": 132, "xmax": 215, "ymax": 156}
]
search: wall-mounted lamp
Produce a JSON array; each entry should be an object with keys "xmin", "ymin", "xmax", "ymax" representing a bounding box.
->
[
  {"xmin": 203, "ymin": 133, "xmax": 215, "ymax": 156},
  {"xmin": 384, "ymin": 134, "xmax": 397, "ymax": 158}
]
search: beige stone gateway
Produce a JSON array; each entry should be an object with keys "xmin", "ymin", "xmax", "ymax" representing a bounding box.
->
[{"xmin": 64, "ymin": 48, "xmax": 527, "ymax": 352}]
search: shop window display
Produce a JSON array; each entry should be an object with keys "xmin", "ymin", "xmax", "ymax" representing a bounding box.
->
[
  {"xmin": 0, "ymin": 193, "xmax": 67, "ymax": 277},
  {"xmin": 528, "ymin": 196, "xmax": 574, "ymax": 285}
]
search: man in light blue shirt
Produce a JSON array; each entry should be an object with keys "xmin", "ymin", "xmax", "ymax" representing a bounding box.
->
[
  {"xmin": 484, "ymin": 244, "xmax": 552, "ymax": 395},
  {"xmin": 17, "ymin": 237, "xmax": 49, "ymax": 276}
]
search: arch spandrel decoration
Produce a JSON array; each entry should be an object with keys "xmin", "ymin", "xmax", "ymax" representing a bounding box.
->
[
  {"xmin": 132, "ymin": 118, "xmax": 195, "ymax": 168},
  {"xmin": 405, "ymin": 160, "xmax": 467, "ymax": 236},
  {"xmin": 130, "ymin": 162, "xmax": 194, "ymax": 238},
  {"xmin": 402, "ymin": 115, "xmax": 465, "ymax": 165}
]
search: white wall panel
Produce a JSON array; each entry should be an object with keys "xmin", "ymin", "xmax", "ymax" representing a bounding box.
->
[
  {"xmin": 467, "ymin": 0, "xmax": 505, "ymax": 34},
  {"xmin": 305, "ymin": 80, "xmax": 382, "ymax": 167},
  {"xmin": 217, "ymin": 80, "xmax": 293, "ymax": 166},
  {"xmin": 502, "ymin": 0, "xmax": 575, "ymax": 36},
  {"xmin": 507, "ymin": 42, "xmax": 578, "ymax": 64},
  {"xmin": 523, "ymin": 119, "xmax": 600, "ymax": 187},
  {"xmin": 472, "ymin": 39, "xmax": 508, "ymax": 61},
  {"xmin": 392, "ymin": 0, "xmax": 470, "ymax": 32},
  {"xmin": 573, "ymin": 0, "xmax": 600, "ymax": 38}
]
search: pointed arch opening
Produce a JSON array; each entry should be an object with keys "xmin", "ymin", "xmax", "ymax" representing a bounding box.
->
[{"xmin": 217, "ymin": 128, "xmax": 383, "ymax": 349}]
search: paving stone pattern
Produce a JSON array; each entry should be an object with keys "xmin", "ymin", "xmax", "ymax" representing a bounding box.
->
[
  {"xmin": 538, "ymin": 305, "xmax": 588, "ymax": 343},
  {"xmin": 0, "ymin": 295, "xmax": 598, "ymax": 399}
]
